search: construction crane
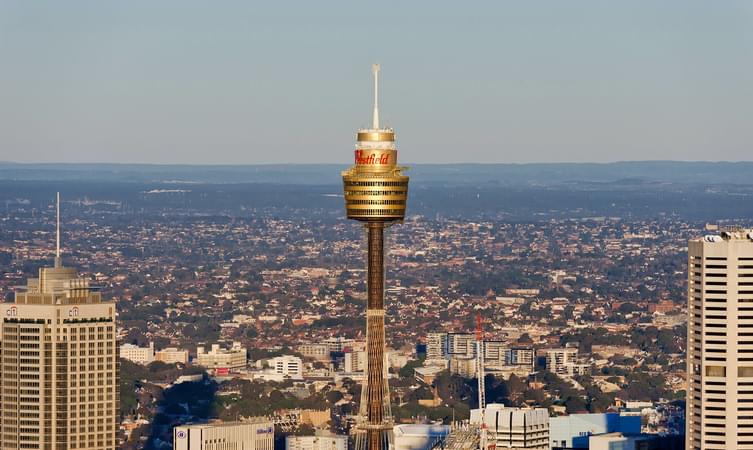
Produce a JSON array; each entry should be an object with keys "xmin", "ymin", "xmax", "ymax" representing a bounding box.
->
[{"xmin": 475, "ymin": 314, "xmax": 488, "ymax": 450}]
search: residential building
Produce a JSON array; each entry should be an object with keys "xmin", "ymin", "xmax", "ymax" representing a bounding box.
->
[
  {"xmin": 298, "ymin": 343, "xmax": 330, "ymax": 361},
  {"xmin": 545, "ymin": 347, "xmax": 578, "ymax": 375},
  {"xmin": 269, "ymin": 355, "xmax": 303, "ymax": 380},
  {"xmin": 173, "ymin": 419, "xmax": 274, "ymax": 450},
  {"xmin": 507, "ymin": 347, "xmax": 535, "ymax": 368},
  {"xmin": 196, "ymin": 342, "xmax": 247, "ymax": 370},
  {"xmin": 484, "ymin": 340, "xmax": 507, "ymax": 366},
  {"xmin": 447, "ymin": 333, "xmax": 475, "ymax": 357},
  {"xmin": 544, "ymin": 347, "xmax": 589, "ymax": 377},
  {"xmin": 155, "ymin": 347, "xmax": 189, "ymax": 364},
  {"xmin": 426, "ymin": 333, "xmax": 448, "ymax": 361},
  {"xmin": 344, "ymin": 349, "xmax": 366, "ymax": 373},
  {"xmin": 322, "ymin": 337, "xmax": 355, "ymax": 353},
  {"xmin": 120, "ymin": 342, "xmax": 155, "ymax": 365},
  {"xmin": 449, "ymin": 355, "xmax": 476, "ymax": 378},
  {"xmin": 687, "ymin": 229, "xmax": 753, "ymax": 450}
]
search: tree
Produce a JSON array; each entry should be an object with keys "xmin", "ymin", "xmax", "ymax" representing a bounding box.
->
[{"xmin": 398, "ymin": 359, "xmax": 424, "ymax": 379}]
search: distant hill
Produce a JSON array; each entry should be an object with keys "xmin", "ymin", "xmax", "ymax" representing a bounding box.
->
[{"xmin": 1, "ymin": 161, "xmax": 753, "ymax": 186}]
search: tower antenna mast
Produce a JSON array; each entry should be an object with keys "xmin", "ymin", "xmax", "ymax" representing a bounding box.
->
[
  {"xmin": 55, "ymin": 192, "xmax": 61, "ymax": 267},
  {"xmin": 372, "ymin": 63, "xmax": 380, "ymax": 129},
  {"xmin": 476, "ymin": 313, "xmax": 487, "ymax": 450}
]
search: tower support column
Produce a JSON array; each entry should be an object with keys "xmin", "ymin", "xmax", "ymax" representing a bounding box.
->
[{"xmin": 366, "ymin": 223, "xmax": 387, "ymax": 450}]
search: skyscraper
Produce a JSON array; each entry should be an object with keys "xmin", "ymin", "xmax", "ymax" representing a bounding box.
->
[
  {"xmin": 342, "ymin": 65, "xmax": 409, "ymax": 450},
  {"xmin": 687, "ymin": 228, "xmax": 753, "ymax": 449},
  {"xmin": 0, "ymin": 194, "xmax": 119, "ymax": 450}
]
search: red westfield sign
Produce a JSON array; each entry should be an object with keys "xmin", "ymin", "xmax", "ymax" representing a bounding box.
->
[{"xmin": 355, "ymin": 149, "xmax": 391, "ymax": 165}]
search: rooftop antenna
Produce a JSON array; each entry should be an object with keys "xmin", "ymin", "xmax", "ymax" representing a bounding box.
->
[
  {"xmin": 372, "ymin": 63, "xmax": 380, "ymax": 129},
  {"xmin": 476, "ymin": 313, "xmax": 487, "ymax": 450},
  {"xmin": 55, "ymin": 192, "xmax": 61, "ymax": 267}
]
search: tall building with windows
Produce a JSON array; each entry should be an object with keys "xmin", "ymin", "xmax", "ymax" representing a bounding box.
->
[
  {"xmin": 687, "ymin": 228, "xmax": 753, "ymax": 450},
  {"xmin": 0, "ymin": 195, "xmax": 118, "ymax": 450},
  {"xmin": 447, "ymin": 333, "xmax": 475, "ymax": 357},
  {"xmin": 425, "ymin": 333, "xmax": 447, "ymax": 361}
]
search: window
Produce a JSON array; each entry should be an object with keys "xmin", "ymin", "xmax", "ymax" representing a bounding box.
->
[{"xmin": 706, "ymin": 366, "xmax": 726, "ymax": 377}]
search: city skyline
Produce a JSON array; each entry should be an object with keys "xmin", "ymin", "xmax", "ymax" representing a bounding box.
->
[
  {"xmin": 0, "ymin": 181, "xmax": 709, "ymax": 449},
  {"xmin": 1, "ymin": 2, "xmax": 750, "ymax": 448},
  {"xmin": 1, "ymin": 1, "xmax": 752, "ymax": 164}
]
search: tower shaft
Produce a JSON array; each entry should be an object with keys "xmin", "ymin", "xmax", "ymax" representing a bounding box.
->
[{"xmin": 366, "ymin": 223, "xmax": 387, "ymax": 450}]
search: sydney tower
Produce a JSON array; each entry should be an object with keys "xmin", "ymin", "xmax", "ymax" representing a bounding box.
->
[{"xmin": 342, "ymin": 64, "xmax": 409, "ymax": 450}]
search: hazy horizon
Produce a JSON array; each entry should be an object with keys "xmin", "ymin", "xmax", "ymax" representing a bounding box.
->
[{"xmin": 1, "ymin": 1, "xmax": 752, "ymax": 164}]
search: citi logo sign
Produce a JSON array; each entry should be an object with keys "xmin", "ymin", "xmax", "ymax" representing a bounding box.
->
[
  {"xmin": 6, "ymin": 307, "xmax": 18, "ymax": 317},
  {"xmin": 68, "ymin": 307, "xmax": 79, "ymax": 318}
]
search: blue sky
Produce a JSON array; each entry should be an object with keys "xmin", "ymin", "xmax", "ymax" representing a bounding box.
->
[{"xmin": 0, "ymin": 1, "xmax": 751, "ymax": 164}]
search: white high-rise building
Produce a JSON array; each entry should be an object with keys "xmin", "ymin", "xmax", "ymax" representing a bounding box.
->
[
  {"xmin": 507, "ymin": 347, "xmax": 535, "ymax": 368},
  {"xmin": 687, "ymin": 228, "xmax": 753, "ymax": 450},
  {"xmin": 484, "ymin": 340, "xmax": 506, "ymax": 366},
  {"xmin": 426, "ymin": 333, "xmax": 448, "ymax": 361},
  {"xmin": 447, "ymin": 333, "xmax": 475, "ymax": 357}
]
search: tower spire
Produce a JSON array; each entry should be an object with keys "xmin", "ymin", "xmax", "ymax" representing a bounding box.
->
[
  {"xmin": 55, "ymin": 192, "xmax": 61, "ymax": 267},
  {"xmin": 372, "ymin": 63, "xmax": 380, "ymax": 129}
]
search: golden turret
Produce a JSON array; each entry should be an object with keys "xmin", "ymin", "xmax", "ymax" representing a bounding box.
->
[{"xmin": 342, "ymin": 64, "xmax": 409, "ymax": 222}]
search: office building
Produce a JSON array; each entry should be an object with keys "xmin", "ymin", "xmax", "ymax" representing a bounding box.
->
[
  {"xmin": 286, "ymin": 435, "xmax": 347, "ymax": 450},
  {"xmin": 298, "ymin": 344, "xmax": 331, "ymax": 361},
  {"xmin": 449, "ymin": 355, "xmax": 476, "ymax": 378},
  {"xmin": 196, "ymin": 342, "xmax": 247, "ymax": 370},
  {"xmin": 426, "ymin": 333, "xmax": 448, "ymax": 361},
  {"xmin": 544, "ymin": 347, "xmax": 589, "ymax": 377},
  {"xmin": 687, "ymin": 228, "xmax": 753, "ymax": 450},
  {"xmin": 483, "ymin": 340, "xmax": 506, "ymax": 365},
  {"xmin": 471, "ymin": 404, "xmax": 549, "ymax": 449},
  {"xmin": 507, "ymin": 347, "xmax": 535, "ymax": 368},
  {"xmin": 0, "ymin": 197, "xmax": 118, "ymax": 450},
  {"xmin": 120, "ymin": 342, "xmax": 154, "ymax": 365},
  {"xmin": 155, "ymin": 347, "xmax": 189, "ymax": 364},
  {"xmin": 447, "ymin": 333, "xmax": 475, "ymax": 357},
  {"xmin": 268, "ymin": 355, "xmax": 303, "ymax": 380},
  {"xmin": 345, "ymin": 349, "xmax": 367, "ymax": 373},
  {"xmin": 549, "ymin": 413, "xmax": 641, "ymax": 449},
  {"xmin": 393, "ymin": 424, "xmax": 449, "ymax": 450},
  {"xmin": 322, "ymin": 337, "xmax": 356, "ymax": 353},
  {"xmin": 173, "ymin": 419, "xmax": 274, "ymax": 450},
  {"xmin": 589, "ymin": 432, "xmax": 684, "ymax": 450}
]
